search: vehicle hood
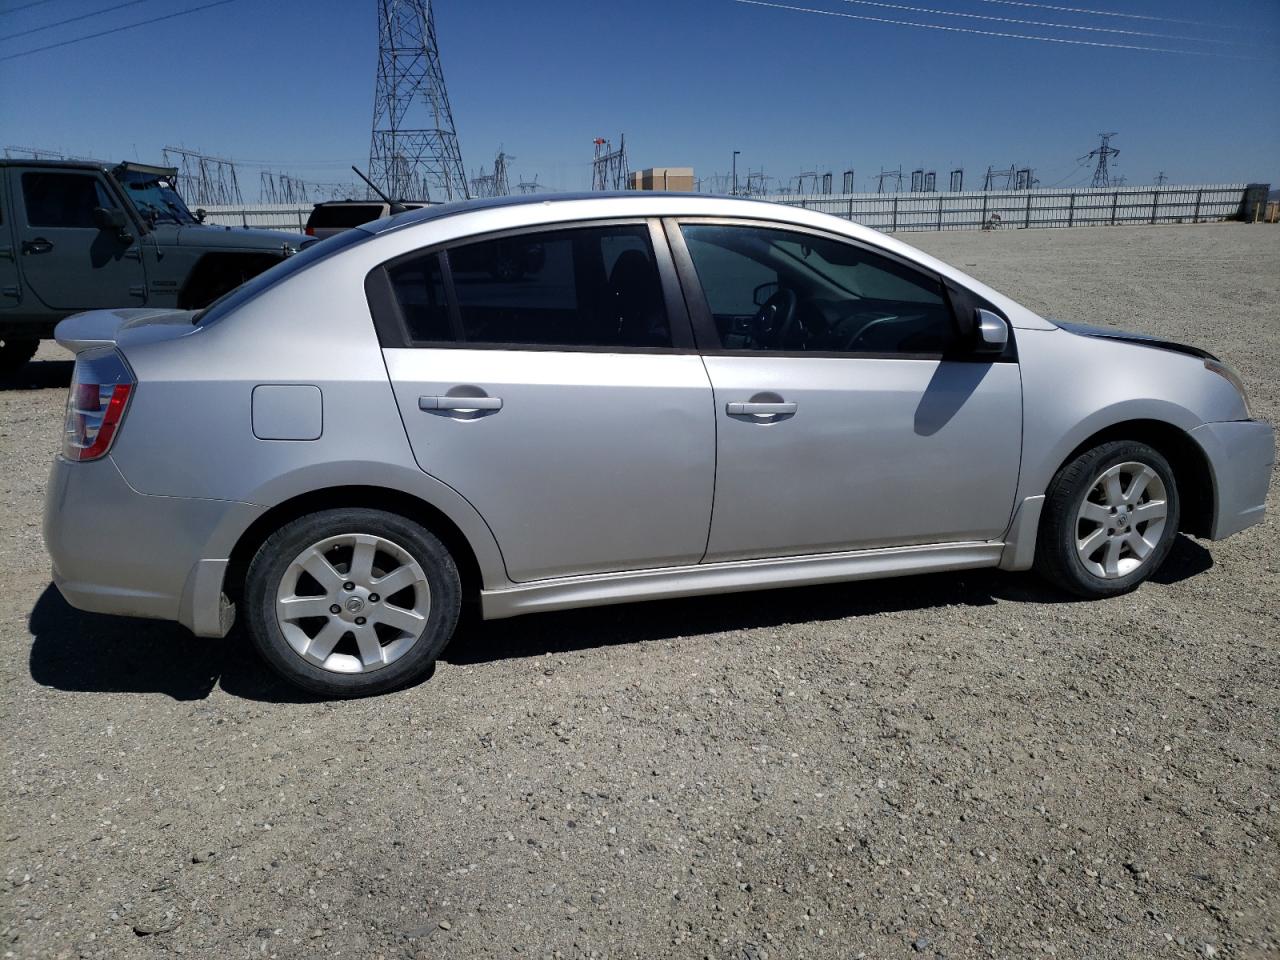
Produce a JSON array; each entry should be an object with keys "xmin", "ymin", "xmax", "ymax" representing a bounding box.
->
[
  {"xmin": 55, "ymin": 308, "xmax": 199, "ymax": 354},
  {"xmin": 1052, "ymin": 319, "xmax": 1219, "ymax": 363},
  {"xmin": 162, "ymin": 224, "xmax": 306, "ymax": 252}
]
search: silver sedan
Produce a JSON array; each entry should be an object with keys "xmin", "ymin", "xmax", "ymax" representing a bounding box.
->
[{"xmin": 44, "ymin": 194, "xmax": 1274, "ymax": 697}]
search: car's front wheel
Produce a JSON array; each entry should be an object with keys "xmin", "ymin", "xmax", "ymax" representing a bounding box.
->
[
  {"xmin": 1035, "ymin": 440, "xmax": 1181, "ymax": 598},
  {"xmin": 244, "ymin": 508, "xmax": 461, "ymax": 697}
]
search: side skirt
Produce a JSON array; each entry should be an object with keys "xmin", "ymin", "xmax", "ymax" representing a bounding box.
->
[{"xmin": 480, "ymin": 541, "xmax": 1004, "ymax": 619}]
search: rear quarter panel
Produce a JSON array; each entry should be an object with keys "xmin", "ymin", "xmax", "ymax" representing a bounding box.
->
[{"xmin": 106, "ymin": 257, "xmax": 509, "ymax": 586}]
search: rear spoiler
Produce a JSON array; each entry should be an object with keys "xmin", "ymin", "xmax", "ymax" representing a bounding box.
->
[{"xmin": 54, "ymin": 308, "xmax": 190, "ymax": 354}]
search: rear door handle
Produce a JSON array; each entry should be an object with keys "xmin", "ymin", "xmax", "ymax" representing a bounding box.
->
[
  {"xmin": 726, "ymin": 401, "xmax": 797, "ymax": 416},
  {"xmin": 419, "ymin": 395, "xmax": 503, "ymax": 412}
]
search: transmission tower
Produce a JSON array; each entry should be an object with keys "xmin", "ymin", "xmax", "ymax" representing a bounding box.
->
[
  {"xmin": 792, "ymin": 170, "xmax": 820, "ymax": 194},
  {"xmin": 949, "ymin": 168, "xmax": 963, "ymax": 192},
  {"xmin": 162, "ymin": 147, "xmax": 243, "ymax": 206},
  {"xmin": 876, "ymin": 168, "xmax": 903, "ymax": 193},
  {"xmin": 1154, "ymin": 171, "xmax": 1168, "ymax": 186},
  {"xmin": 470, "ymin": 148, "xmax": 513, "ymax": 198},
  {"xmin": 5, "ymin": 146, "xmax": 68, "ymax": 160},
  {"xmin": 369, "ymin": 0, "xmax": 469, "ymax": 202},
  {"xmin": 842, "ymin": 169, "xmax": 855, "ymax": 193},
  {"xmin": 982, "ymin": 164, "xmax": 1018, "ymax": 191},
  {"xmin": 517, "ymin": 175, "xmax": 541, "ymax": 194},
  {"xmin": 591, "ymin": 136, "xmax": 629, "ymax": 191},
  {"xmin": 744, "ymin": 170, "xmax": 771, "ymax": 196},
  {"xmin": 260, "ymin": 171, "xmax": 316, "ymax": 205},
  {"xmin": 1081, "ymin": 132, "xmax": 1120, "ymax": 189}
]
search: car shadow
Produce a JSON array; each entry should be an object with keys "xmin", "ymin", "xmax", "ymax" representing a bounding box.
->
[
  {"xmin": 445, "ymin": 566, "xmax": 1059, "ymax": 666},
  {"xmin": 27, "ymin": 586, "xmax": 319, "ymax": 704},
  {"xmin": 27, "ymin": 536, "xmax": 1212, "ymax": 700},
  {"xmin": 0, "ymin": 359, "xmax": 74, "ymax": 391},
  {"xmin": 1150, "ymin": 532, "xmax": 1214, "ymax": 584},
  {"xmin": 445, "ymin": 535, "xmax": 1213, "ymax": 665}
]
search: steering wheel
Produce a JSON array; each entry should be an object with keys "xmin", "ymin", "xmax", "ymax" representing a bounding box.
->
[
  {"xmin": 752, "ymin": 288, "xmax": 800, "ymax": 350},
  {"xmin": 838, "ymin": 309, "xmax": 896, "ymax": 352}
]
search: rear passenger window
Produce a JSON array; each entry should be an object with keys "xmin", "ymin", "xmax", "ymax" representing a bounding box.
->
[
  {"xmin": 446, "ymin": 225, "xmax": 672, "ymax": 349},
  {"xmin": 387, "ymin": 253, "xmax": 452, "ymax": 342}
]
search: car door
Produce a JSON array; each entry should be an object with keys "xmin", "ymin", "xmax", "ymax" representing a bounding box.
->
[
  {"xmin": 668, "ymin": 219, "xmax": 1023, "ymax": 562},
  {"xmin": 0, "ymin": 179, "xmax": 20, "ymax": 312},
  {"xmin": 375, "ymin": 219, "xmax": 716, "ymax": 583},
  {"xmin": 8, "ymin": 167, "xmax": 147, "ymax": 311}
]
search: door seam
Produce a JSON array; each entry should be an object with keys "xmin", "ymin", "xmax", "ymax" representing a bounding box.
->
[{"xmin": 697, "ymin": 352, "xmax": 717, "ymax": 565}]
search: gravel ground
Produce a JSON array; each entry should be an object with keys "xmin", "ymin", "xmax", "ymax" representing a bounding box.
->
[{"xmin": 2, "ymin": 222, "xmax": 1277, "ymax": 960}]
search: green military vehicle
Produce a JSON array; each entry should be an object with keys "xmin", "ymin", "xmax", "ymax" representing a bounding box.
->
[{"xmin": 0, "ymin": 159, "xmax": 305, "ymax": 376}]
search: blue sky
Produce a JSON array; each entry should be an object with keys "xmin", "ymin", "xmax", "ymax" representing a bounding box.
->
[{"xmin": 1, "ymin": 0, "xmax": 1276, "ymax": 198}]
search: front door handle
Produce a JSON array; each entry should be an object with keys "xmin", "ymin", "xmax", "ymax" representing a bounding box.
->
[
  {"xmin": 726, "ymin": 401, "xmax": 797, "ymax": 416},
  {"xmin": 22, "ymin": 238, "xmax": 53, "ymax": 255},
  {"xmin": 420, "ymin": 395, "xmax": 503, "ymax": 412}
]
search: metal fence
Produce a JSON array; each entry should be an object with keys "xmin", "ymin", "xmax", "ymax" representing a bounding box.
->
[
  {"xmin": 199, "ymin": 203, "xmax": 311, "ymax": 232},
  {"xmin": 764, "ymin": 183, "xmax": 1249, "ymax": 232},
  {"xmin": 197, "ymin": 183, "xmax": 1251, "ymax": 235}
]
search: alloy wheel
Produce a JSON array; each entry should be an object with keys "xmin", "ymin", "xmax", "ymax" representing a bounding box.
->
[
  {"xmin": 1075, "ymin": 461, "xmax": 1168, "ymax": 579},
  {"xmin": 274, "ymin": 533, "xmax": 431, "ymax": 674}
]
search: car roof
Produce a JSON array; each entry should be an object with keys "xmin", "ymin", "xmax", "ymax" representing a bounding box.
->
[
  {"xmin": 0, "ymin": 158, "xmax": 110, "ymax": 171},
  {"xmin": 311, "ymin": 199, "xmax": 429, "ymax": 209},
  {"xmin": 368, "ymin": 191, "xmax": 792, "ymax": 236}
]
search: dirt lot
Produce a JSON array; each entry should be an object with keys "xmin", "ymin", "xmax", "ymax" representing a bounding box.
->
[{"xmin": 2, "ymin": 222, "xmax": 1277, "ymax": 960}]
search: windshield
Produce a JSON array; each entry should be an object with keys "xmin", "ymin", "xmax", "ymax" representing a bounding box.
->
[
  {"xmin": 113, "ymin": 168, "xmax": 198, "ymax": 225},
  {"xmin": 194, "ymin": 227, "xmax": 373, "ymax": 326}
]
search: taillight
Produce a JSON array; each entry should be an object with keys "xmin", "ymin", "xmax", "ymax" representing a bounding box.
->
[
  {"xmin": 305, "ymin": 225, "xmax": 315, "ymax": 236},
  {"xmin": 63, "ymin": 348, "xmax": 135, "ymax": 462}
]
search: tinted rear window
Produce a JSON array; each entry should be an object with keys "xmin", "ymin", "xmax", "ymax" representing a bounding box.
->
[
  {"xmin": 307, "ymin": 204, "xmax": 384, "ymax": 229},
  {"xmin": 445, "ymin": 225, "xmax": 672, "ymax": 349},
  {"xmin": 387, "ymin": 253, "xmax": 452, "ymax": 342}
]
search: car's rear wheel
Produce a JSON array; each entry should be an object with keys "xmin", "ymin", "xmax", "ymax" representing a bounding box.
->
[
  {"xmin": 1035, "ymin": 440, "xmax": 1181, "ymax": 598},
  {"xmin": 0, "ymin": 337, "xmax": 39, "ymax": 379},
  {"xmin": 244, "ymin": 508, "xmax": 460, "ymax": 697}
]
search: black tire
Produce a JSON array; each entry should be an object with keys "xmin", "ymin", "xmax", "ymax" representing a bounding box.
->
[
  {"xmin": 244, "ymin": 508, "xmax": 461, "ymax": 698},
  {"xmin": 0, "ymin": 337, "xmax": 39, "ymax": 379},
  {"xmin": 1035, "ymin": 440, "xmax": 1181, "ymax": 598}
]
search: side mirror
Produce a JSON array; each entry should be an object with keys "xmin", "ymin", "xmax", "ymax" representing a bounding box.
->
[
  {"xmin": 92, "ymin": 206, "xmax": 128, "ymax": 232},
  {"xmin": 974, "ymin": 308, "xmax": 1009, "ymax": 353},
  {"xmin": 195, "ymin": 207, "xmax": 208, "ymax": 223}
]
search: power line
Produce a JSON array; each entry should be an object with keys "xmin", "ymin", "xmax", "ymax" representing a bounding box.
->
[
  {"xmin": 1042, "ymin": 160, "xmax": 1091, "ymax": 188},
  {"xmin": 1, "ymin": 0, "xmax": 148, "ymax": 41},
  {"xmin": 0, "ymin": 0, "xmax": 238, "ymax": 61},
  {"xmin": 734, "ymin": 0, "xmax": 1238, "ymax": 56},
  {"xmin": 836, "ymin": 0, "xmax": 1244, "ymax": 44},
  {"xmin": 0, "ymin": 0, "xmax": 61, "ymax": 16},
  {"xmin": 975, "ymin": 0, "xmax": 1240, "ymax": 29}
]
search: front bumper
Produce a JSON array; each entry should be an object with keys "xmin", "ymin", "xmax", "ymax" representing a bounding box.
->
[
  {"xmin": 1190, "ymin": 419, "xmax": 1276, "ymax": 540},
  {"xmin": 43, "ymin": 455, "xmax": 263, "ymax": 636}
]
